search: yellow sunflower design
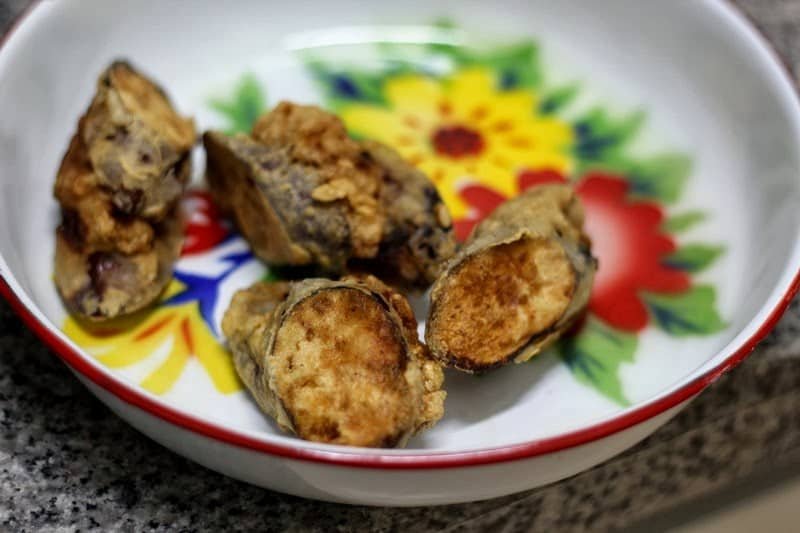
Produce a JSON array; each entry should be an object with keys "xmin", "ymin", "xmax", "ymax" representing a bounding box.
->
[
  {"xmin": 339, "ymin": 67, "xmax": 574, "ymax": 220},
  {"xmin": 56, "ymin": 30, "xmax": 726, "ymax": 407},
  {"xmin": 304, "ymin": 32, "xmax": 724, "ymax": 405}
]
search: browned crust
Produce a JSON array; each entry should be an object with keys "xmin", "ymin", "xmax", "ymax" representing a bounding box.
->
[
  {"xmin": 203, "ymin": 131, "xmax": 352, "ymax": 269},
  {"xmin": 223, "ymin": 276, "xmax": 445, "ymax": 448},
  {"xmin": 205, "ymin": 103, "xmax": 456, "ymax": 287},
  {"xmin": 53, "ymin": 207, "xmax": 183, "ymax": 320},
  {"xmin": 53, "ymin": 61, "xmax": 192, "ymax": 321},
  {"xmin": 55, "ymin": 134, "xmax": 155, "ymax": 254},
  {"xmin": 271, "ymin": 286, "xmax": 415, "ymax": 446},
  {"xmin": 427, "ymin": 238, "xmax": 576, "ymax": 372},
  {"xmin": 357, "ymin": 140, "xmax": 457, "ymax": 289},
  {"xmin": 426, "ymin": 185, "xmax": 596, "ymax": 373},
  {"xmin": 252, "ymin": 102, "xmax": 384, "ymax": 259},
  {"xmin": 80, "ymin": 61, "xmax": 196, "ymax": 219}
]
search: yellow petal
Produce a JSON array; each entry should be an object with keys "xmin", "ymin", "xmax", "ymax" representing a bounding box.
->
[
  {"xmin": 513, "ymin": 118, "xmax": 575, "ymax": 148},
  {"xmin": 523, "ymin": 150, "xmax": 574, "ymax": 174},
  {"xmin": 162, "ymin": 279, "xmax": 185, "ymax": 300},
  {"xmin": 492, "ymin": 144, "xmax": 573, "ymax": 174},
  {"xmin": 339, "ymin": 105, "xmax": 418, "ymax": 147},
  {"xmin": 61, "ymin": 280, "xmax": 241, "ymax": 396},
  {"xmin": 190, "ymin": 316, "xmax": 242, "ymax": 394},
  {"xmin": 95, "ymin": 328, "xmax": 171, "ymax": 368},
  {"xmin": 384, "ymin": 74, "xmax": 443, "ymax": 116},
  {"xmin": 140, "ymin": 328, "xmax": 190, "ymax": 395},
  {"xmin": 420, "ymin": 159, "xmax": 475, "ymax": 219},
  {"xmin": 474, "ymin": 158, "xmax": 519, "ymax": 198},
  {"xmin": 64, "ymin": 307, "xmax": 178, "ymax": 367},
  {"xmin": 62, "ymin": 317, "xmax": 113, "ymax": 350},
  {"xmin": 448, "ymin": 68, "xmax": 495, "ymax": 101},
  {"xmin": 488, "ymin": 91, "xmax": 538, "ymax": 121},
  {"xmin": 448, "ymin": 68, "xmax": 498, "ymax": 122},
  {"xmin": 62, "ymin": 309, "xmax": 158, "ymax": 348}
]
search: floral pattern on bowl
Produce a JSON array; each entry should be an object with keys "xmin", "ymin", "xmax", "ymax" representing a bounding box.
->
[{"xmin": 61, "ymin": 27, "xmax": 726, "ymax": 407}]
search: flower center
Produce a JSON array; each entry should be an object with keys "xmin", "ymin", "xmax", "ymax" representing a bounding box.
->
[{"xmin": 432, "ymin": 125, "xmax": 485, "ymax": 158}]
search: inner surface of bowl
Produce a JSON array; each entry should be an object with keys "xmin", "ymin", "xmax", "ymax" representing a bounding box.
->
[{"xmin": 1, "ymin": 0, "xmax": 799, "ymax": 453}]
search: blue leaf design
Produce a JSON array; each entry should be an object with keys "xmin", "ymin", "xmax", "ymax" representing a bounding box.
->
[{"xmin": 166, "ymin": 247, "xmax": 253, "ymax": 336}]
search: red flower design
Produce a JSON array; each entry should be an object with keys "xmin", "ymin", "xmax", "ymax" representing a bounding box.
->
[
  {"xmin": 181, "ymin": 190, "xmax": 230, "ymax": 256},
  {"xmin": 455, "ymin": 169, "xmax": 690, "ymax": 332}
]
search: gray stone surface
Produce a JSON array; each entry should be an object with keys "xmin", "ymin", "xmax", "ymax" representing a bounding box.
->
[{"xmin": 2, "ymin": 0, "xmax": 800, "ymax": 531}]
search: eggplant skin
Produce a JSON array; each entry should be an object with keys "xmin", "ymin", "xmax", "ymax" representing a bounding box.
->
[
  {"xmin": 203, "ymin": 131, "xmax": 352, "ymax": 270},
  {"xmin": 204, "ymin": 102, "xmax": 456, "ymax": 286},
  {"xmin": 251, "ymin": 102, "xmax": 384, "ymax": 260},
  {"xmin": 53, "ymin": 61, "xmax": 192, "ymax": 321},
  {"xmin": 54, "ymin": 208, "xmax": 183, "ymax": 320},
  {"xmin": 358, "ymin": 140, "xmax": 457, "ymax": 289},
  {"xmin": 426, "ymin": 185, "xmax": 597, "ymax": 373},
  {"xmin": 223, "ymin": 275, "xmax": 445, "ymax": 448},
  {"xmin": 81, "ymin": 61, "xmax": 196, "ymax": 220}
]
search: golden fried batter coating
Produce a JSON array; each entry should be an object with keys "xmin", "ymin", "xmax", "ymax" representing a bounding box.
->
[
  {"xmin": 426, "ymin": 185, "xmax": 596, "ymax": 372},
  {"xmin": 81, "ymin": 61, "xmax": 195, "ymax": 219},
  {"xmin": 252, "ymin": 102, "xmax": 384, "ymax": 258},
  {"xmin": 357, "ymin": 140, "xmax": 456, "ymax": 289},
  {"xmin": 205, "ymin": 102, "xmax": 456, "ymax": 285},
  {"xmin": 53, "ymin": 61, "xmax": 193, "ymax": 320},
  {"xmin": 55, "ymin": 135, "xmax": 155, "ymax": 254},
  {"xmin": 203, "ymin": 131, "xmax": 352, "ymax": 269},
  {"xmin": 223, "ymin": 276, "xmax": 445, "ymax": 447},
  {"xmin": 53, "ymin": 210, "xmax": 182, "ymax": 320}
]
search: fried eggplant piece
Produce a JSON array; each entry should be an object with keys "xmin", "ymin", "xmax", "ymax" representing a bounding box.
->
[
  {"xmin": 54, "ymin": 136, "xmax": 184, "ymax": 319},
  {"xmin": 81, "ymin": 61, "xmax": 195, "ymax": 219},
  {"xmin": 357, "ymin": 140, "xmax": 457, "ymax": 288},
  {"xmin": 223, "ymin": 275, "xmax": 445, "ymax": 448},
  {"xmin": 426, "ymin": 185, "xmax": 596, "ymax": 372},
  {"xmin": 53, "ymin": 61, "xmax": 192, "ymax": 320},
  {"xmin": 55, "ymin": 135, "xmax": 156, "ymax": 255},
  {"xmin": 203, "ymin": 131, "xmax": 352, "ymax": 270},
  {"xmin": 205, "ymin": 102, "xmax": 456, "ymax": 284},
  {"xmin": 53, "ymin": 209, "xmax": 182, "ymax": 320},
  {"xmin": 251, "ymin": 102, "xmax": 384, "ymax": 260}
]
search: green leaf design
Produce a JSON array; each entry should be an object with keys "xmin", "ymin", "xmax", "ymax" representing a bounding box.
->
[
  {"xmin": 209, "ymin": 74, "xmax": 267, "ymax": 135},
  {"xmin": 644, "ymin": 286, "xmax": 726, "ymax": 336},
  {"xmin": 428, "ymin": 40, "xmax": 542, "ymax": 90},
  {"xmin": 474, "ymin": 42, "xmax": 542, "ymax": 90},
  {"xmin": 572, "ymin": 109, "xmax": 692, "ymax": 204},
  {"xmin": 663, "ymin": 244, "xmax": 725, "ymax": 273},
  {"xmin": 306, "ymin": 62, "xmax": 389, "ymax": 110},
  {"xmin": 423, "ymin": 18, "xmax": 460, "ymax": 55},
  {"xmin": 662, "ymin": 211, "xmax": 707, "ymax": 233},
  {"xmin": 626, "ymin": 153, "xmax": 691, "ymax": 204},
  {"xmin": 426, "ymin": 19, "xmax": 541, "ymax": 88},
  {"xmin": 573, "ymin": 108, "xmax": 645, "ymax": 164},
  {"xmin": 539, "ymin": 83, "xmax": 580, "ymax": 115},
  {"xmin": 559, "ymin": 320, "xmax": 637, "ymax": 406},
  {"xmin": 579, "ymin": 151, "xmax": 692, "ymax": 204},
  {"xmin": 303, "ymin": 20, "xmax": 696, "ymax": 206}
]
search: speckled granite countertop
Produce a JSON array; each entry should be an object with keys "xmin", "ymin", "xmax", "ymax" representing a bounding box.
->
[{"xmin": 2, "ymin": 0, "xmax": 800, "ymax": 531}]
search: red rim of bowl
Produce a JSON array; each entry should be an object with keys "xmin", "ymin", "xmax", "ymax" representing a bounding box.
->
[{"xmin": 1, "ymin": 0, "xmax": 799, "ymax": 470}]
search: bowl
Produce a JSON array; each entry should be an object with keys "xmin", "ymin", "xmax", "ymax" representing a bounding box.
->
[{"xmin": 1, "ymin": 0, "xmax": 799, "ymax": 506}]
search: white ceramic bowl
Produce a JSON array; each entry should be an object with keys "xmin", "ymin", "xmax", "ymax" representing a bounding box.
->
[{"xmin": 1, "ymin": 0, "xmax": 799, "ymax": 506}]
